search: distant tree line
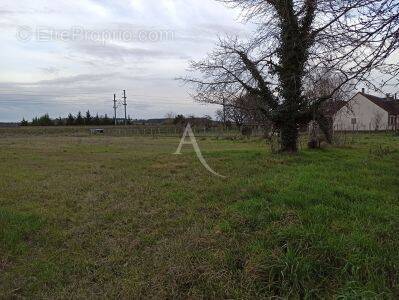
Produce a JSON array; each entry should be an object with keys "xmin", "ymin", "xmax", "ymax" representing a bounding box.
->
[
  {"xmin": 20, "ymin": 112, "xmax": 216, "ymax": 127},
  {"xmin": 20, "ymin": 111, "xmax": 132, "ymax": 126},
  {"xmin": 170, "ymin": 114, "xmax": 215, "ymax": 128},
  {"xmin": 172, "ymin": 114, "xmax": 186, "ymax": 125}
]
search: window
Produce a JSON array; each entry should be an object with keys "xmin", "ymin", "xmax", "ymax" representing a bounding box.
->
[{"xmin": 351, "ymin": 118, "xmax": 357, "ymax": 125}]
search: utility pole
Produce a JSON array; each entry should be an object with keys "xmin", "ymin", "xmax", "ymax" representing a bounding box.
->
[
  {"xmin": 123, "ymin": 90, "xmax": 127, "ymax": 126},
  {"xmin": 222, "ymin": 98, "xmax": 226, "ymax": 128},
  {"xmin": 113, "ymin": 94, "xmax": 117, "ymax": 126}
]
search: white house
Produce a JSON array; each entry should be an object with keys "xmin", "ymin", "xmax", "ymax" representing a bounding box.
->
[{"xmin": 334, "ymin": 91, "xmax": 399, "ymax": 131}]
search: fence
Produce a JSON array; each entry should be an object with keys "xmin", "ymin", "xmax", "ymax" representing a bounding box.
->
[
  {"xmin": 92, "ymin": 125, "xmax": 267, "ymax": 138},
  {"xmin": 333, "ymin": 123, "xmax": 398, "ymax": 132},
  {"xmin": 0, "ymin": 125, "xmax": 267, "ymax": 138}
]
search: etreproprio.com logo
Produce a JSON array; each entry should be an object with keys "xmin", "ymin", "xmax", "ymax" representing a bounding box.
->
[{"xmin": 16, "ymin": 26, "xmax": 175, "ymax": 43}]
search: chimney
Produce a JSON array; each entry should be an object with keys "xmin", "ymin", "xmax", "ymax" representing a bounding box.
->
[
  {"xmin": 386, "ymin": 93, "xmax": 392, "ymax": 100},
  {"xmin": 362, "ymin": 88, "xmax": 365, "ymax": 94}
]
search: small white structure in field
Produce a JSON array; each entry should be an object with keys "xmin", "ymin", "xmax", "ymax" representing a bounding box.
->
[
  {"xmin": 334, "ymin": 91, "xmax": 399, "ymax": 131},
  {"xmin": 90, "ymin": 128, "xmax": 105, "ymax": 134}
]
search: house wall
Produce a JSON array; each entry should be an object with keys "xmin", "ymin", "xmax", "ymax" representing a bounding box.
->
[{"xmin": 334, "ymin": 93, "xmax": 389, "ymax": 131}]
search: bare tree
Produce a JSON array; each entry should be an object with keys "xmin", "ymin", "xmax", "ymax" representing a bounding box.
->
[
  {"xmin": 164, "ymin": 112, "xmax": 177, "ymax": 125},
  {"xmin": 215, "ymin": 109, "xmax": 225, "ymax": 123},
  {"xmin": 226, "ymin": 103, "xmax": 247, "ymax": 128},
  {"xmin": 217, "ymin": 94, "xmax": 273, "ymax": 131},
  {"xmin": 225, "ymin": 95, "xmax": 255, "ymax": 128},
  {"xmin": 165, "ymin": 112, "xmax": 176, "ymax": 119},
  {"xmin": 305, "ymin": 69, "xmax": 356, "ymax": 143},
  {"xmin": 373, "ymin": 111, "xmax": 384, "ymax": 131},
  {"xmin": 183, "ymin": 0, "xmax": 399, "ymax": 152}
]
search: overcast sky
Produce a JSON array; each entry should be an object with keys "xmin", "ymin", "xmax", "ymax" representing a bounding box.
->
[
  {"xmin": 1, "ymin": 1, "xmax": 397, "ymax": 123},
  {"xmin": 0, "ymin": 0, "xmax": 248, "ymax": 122}
]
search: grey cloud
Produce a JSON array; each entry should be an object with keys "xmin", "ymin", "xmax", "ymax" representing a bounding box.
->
[
  {"xmin": 0, "ymin": 9, "xmax": 14, "ymax": 15},
  {"xmin": 174, "ymin": 23, "xmax": 249, "ymax": 44},
  {"xmin": 0, "ymin": 8, "xmax": 58, "ymax": 15},
  {"xmin": 72, "ymin": 41, "xmax": 183, "ymax": 60},
  {"xmin": 34, "ymin": 73, "xmax": 120, "ymax": 86},
  {"xmin": 40, "ymin": 67, "xmax": 60, "ymax": 75},
  {"xmin": 0, "ymin": 0, "xmax": 245, "ymax": 121}
]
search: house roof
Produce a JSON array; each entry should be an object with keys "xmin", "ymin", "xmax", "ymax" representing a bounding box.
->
[{"xmin": 360, "ymin": 92, "xmax": 399, "ymax": 115}]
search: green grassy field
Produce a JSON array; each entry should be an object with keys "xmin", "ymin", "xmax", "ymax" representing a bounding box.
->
[{"xmin": 0, "ymin": 131, "xmax": 398, "ymax": 298}]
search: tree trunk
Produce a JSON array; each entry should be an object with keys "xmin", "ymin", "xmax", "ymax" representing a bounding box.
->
[
  {"xmin": 316, "ymin": 114, "xmax": 333, "ymax": 144},
  {"xmin": 280, "ymin": 120, "xmax": 299, "ymax": 153}
]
